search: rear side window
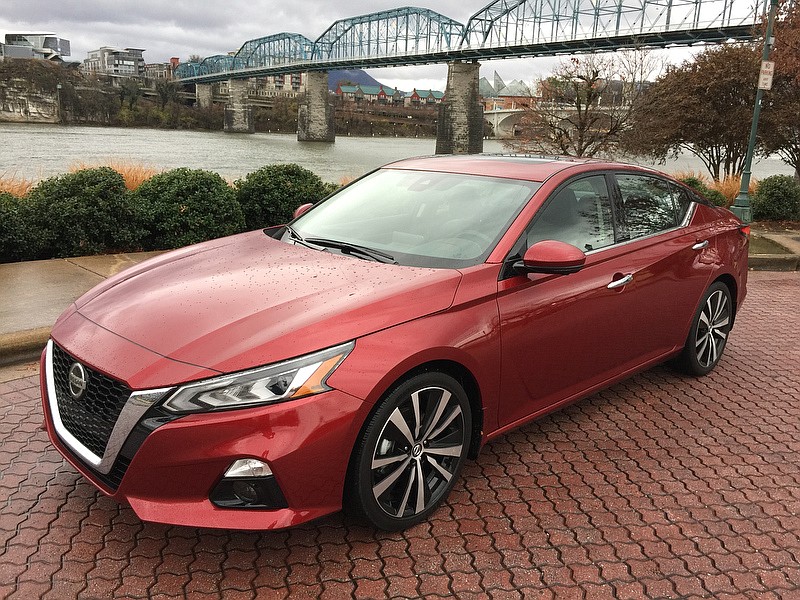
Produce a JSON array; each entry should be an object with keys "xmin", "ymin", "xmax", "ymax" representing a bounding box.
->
[{"xmin": 616, "ymin": 174, "xmax": 678, "ymax": 239}]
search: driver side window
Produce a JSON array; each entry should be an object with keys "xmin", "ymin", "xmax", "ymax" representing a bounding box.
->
[{"xmin": 526, "ymin": 176, "xmax": 615, "ymax": 253}]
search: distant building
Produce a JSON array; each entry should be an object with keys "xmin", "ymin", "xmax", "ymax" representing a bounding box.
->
[
  {"xmin": 336, "ymin": 83, "xmax": 403, "ymax": 105},
  {"xmin": 405, "ymin": 89, "xmax": 444, "ymax": 107},
  {"xmin": 215, "ymin": 73, "xmax": 307, "ymax": 100},
  {"xmin": 144, "ymin": 57, "xmax": 179, "ymax": 80},
  {"xmin": 0, "ymin": 33, "xmax": 70, "ymax": 61},
  {"xmin": 480, "ymin": 72, "xmax": 534, "ymax": 110},
  {"xmin": 83, "ymin": 47, "xmax": 145, "ymax": 77},
  {"xmin": 262, "ymin": 73, "xmax": 305, "ymax": 94}
]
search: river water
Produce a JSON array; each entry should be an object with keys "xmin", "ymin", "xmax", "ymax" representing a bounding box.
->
[{"xmin": 0, "ymin": 122, "xmax": 793, "ymax": 184}]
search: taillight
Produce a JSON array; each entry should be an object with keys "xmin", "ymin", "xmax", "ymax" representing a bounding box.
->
[{"xmin": 739, "ymin": 225, "xmax": 751, "ymax": 238}]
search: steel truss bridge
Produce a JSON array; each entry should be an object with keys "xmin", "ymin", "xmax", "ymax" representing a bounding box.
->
[{"xmin": 175, "ymin": 0, "xmax": 769, "ymax": 83}]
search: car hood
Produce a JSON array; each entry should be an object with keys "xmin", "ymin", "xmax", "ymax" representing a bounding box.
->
[{"xmin": 73, "ymin": 231, "xmax": 462, "ymax": 374}]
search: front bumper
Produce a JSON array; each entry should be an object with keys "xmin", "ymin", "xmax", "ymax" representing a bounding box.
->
[{"xmin": 40, "ymin": 348, "xmax": 371, "ymax": 530}]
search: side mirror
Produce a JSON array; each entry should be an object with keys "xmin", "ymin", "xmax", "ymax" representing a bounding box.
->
[
  {"xmin": 293, "ymin": 203, "xmax": 314, "ymax": 219},
  {"xmin": 513, "ymin": 240, "xmax": 586, "ymax": 275}
]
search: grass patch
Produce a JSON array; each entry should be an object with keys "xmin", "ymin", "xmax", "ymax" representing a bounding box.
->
[
  {"xmin": 671, "ymin": 171, "xmax": 757, "ymax": 207},
  {"xmin": 0, "ymin": 174, "xmax": 34, "ymax": 197},
  {"xmin": 749, "ymin": 234, "xmax": 791, "ymax": 255},
  {"xmin": 70, "ymin": 160, "xmax": 161, "ymax": 191}
]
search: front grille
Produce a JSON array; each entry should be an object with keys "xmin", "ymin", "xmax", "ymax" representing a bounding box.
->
[{"xmin": 51, "ymin": 344, "xmax": 132, "ymax": 458}]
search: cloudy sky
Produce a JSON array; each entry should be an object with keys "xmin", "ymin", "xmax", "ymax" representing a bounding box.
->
[{"xmin": 3, "ymin": 0, "xmax": 697, "ymax": 90}]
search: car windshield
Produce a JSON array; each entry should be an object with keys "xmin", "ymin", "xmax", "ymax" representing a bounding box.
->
[{"xmin": 287, "ymin": 168, "xmax": 539, "ymax": 268}]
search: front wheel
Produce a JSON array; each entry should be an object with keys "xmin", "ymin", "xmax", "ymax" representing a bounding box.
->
[
  {"xmin": 347, "ymin": 372, "xmax": 471, "ymax": 531},
  {"xmin": 675, "ymin": 281, "xmax": 733, "ymax": 376}
]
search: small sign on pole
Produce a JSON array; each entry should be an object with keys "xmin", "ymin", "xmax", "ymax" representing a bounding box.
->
[{"xmin": 759, "ymin": 61, "xmax": 775, "ymax": 90}]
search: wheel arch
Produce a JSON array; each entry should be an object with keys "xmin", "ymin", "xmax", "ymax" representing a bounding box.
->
[
  {"xmin": 393, "ymin": 359, "xmax": 484, "ymax": 460},
  {"xmin": 712, "ymin": 272, "xmax": 738, "ymax": 326}
]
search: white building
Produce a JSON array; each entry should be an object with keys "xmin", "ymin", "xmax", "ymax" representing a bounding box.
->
[{"xmin": 83, "ymin": 47, "xmax": 145, "ymax": 77}]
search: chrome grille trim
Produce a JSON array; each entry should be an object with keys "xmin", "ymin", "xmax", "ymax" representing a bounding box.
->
[{"xmin": 45, "ymin": 340, "xmax": 173, "ymax": 475}]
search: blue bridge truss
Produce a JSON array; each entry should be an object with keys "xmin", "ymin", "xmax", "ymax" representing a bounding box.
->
[{"xmin": 175, "ymin": 0, "xmax": 769, "ymax": 82}]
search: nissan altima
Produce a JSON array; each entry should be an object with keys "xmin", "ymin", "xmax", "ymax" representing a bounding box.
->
[{"xmin": 41, "ymin": 155, "xmax": 748, "ymax": 531}]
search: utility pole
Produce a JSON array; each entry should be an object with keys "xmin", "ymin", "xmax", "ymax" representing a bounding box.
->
[{"xmin": 731, "ymin": 0, "xmax": 780, "ymax": 223}]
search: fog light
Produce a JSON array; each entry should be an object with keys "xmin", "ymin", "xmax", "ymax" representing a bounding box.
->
[
  {"xmin": 225, "ymin": 458, "xmax": 272, "ymax": 478},
  {"xmin": 232, "ymin": 481, "xmax": 259, "ymax": 504},
  {"xmin": 210, "ymin": 459, "xmax": 288, "ymax": 510}
]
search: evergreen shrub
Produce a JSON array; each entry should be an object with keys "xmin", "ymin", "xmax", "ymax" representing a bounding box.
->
[
  {"xmin": 235, "ymin": 164, "xmax": 330, "ymax": 229},
  {"xmin": 752, "ymin": 175, "xmax": 800, "ymax": 221},
  {"xmin": 678, "ymin": 176, "xmax": 728, "ymax": 207},
  {"xmin": 0, "ymin": 192, "xmax": 36, "ymax": 263},
  {"xmin": 26, "ymin": 167, "xmax": 136, "ymax": 258},
  {"xmin": 133, "ymin": 168, "xmax": 245, "ymax": 250}
]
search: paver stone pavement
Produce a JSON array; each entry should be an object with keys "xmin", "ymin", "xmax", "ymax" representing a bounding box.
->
[{"xmin": 1, "ymin": 271, "xmax": 799, "ymax": 599}]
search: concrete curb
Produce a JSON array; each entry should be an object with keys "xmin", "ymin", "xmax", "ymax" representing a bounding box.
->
[
  {"xmin": 748, "ymin": 254, "xmax": 800, "ymax": 271},
  {"xmin": 749, "ymin": 231, "xmax": 800, "ymax": 271},
  {"xmin": 0, "ymin": 327, "xmax": 50, "ymax": 367}
]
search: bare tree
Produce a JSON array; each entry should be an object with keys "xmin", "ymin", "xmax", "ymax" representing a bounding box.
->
[{"xmin": 506, "ymin": 50, "xmax": 662, "ymax": 158}]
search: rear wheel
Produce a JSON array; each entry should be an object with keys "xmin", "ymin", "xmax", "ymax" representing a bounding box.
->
[
  {"xmin": 675, "ymin": 281, "xmax": 732, "ymax": 376},
  {"xmin": 347, "ymin": 372, "xmax": 471, "ymax": 531}
]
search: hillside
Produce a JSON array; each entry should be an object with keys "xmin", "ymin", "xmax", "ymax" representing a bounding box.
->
[{"xmin": 328, "ymin": 69, "xmax": 386, "ymax": 91}]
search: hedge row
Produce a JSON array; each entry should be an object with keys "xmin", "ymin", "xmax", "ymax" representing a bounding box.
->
[
  {"xmin": 3, "ymin": 167, "xmax": 798, "ymax": 264},
  {"xmin": 679, "ymin": 174, "xmax": 800, "ymax": 221},
  {"xmin": 0, "ymin": 165, "xmax": 339, "ymax": 263}
]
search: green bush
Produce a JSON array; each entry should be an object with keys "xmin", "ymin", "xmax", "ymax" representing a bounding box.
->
[
  {"xmin": 752, "ymin": 175, "xmax": 800, "ymax": 221},
  {"xmin": 133, "ymin": 168, "xmax": 245, "ymax": 250},
  {"xmin": 26, "ymin": 167, "xmax": 136, "ymax": 259},
  {"xmin": 0, "ymin": 192, "xmax": 37, "ymax": 263},
  {"xmin": 235, "ymin": 164, "xmax": 331, "ymax": 229},
  {"xmin": 678, "ymin": 176, "xmax": 728, "ymax": 207}
]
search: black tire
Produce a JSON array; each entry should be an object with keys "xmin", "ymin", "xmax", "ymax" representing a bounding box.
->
[
  {"xmin": 346, "ymin": 372, "xmax": 471, "ymax": 531},
  {"xmin": 675, "ymin": 281, "xmax": 733, "ymax": 376}
]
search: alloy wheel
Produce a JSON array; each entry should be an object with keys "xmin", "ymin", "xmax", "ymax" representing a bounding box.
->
[
  {"xmin": 695, "ymin": 289, "xmax": 730, "ymax": 369},
  {"xmin": 369, "ymin": 385, "xmax": 466, "ymax": 519}
]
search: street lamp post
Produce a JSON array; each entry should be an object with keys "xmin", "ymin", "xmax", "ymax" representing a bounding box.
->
[{"xmin": 731, "ymin": 0, "xmax": 780, "ymax": 223}]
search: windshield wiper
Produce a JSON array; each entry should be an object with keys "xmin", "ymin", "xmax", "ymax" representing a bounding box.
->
[
  {"xmin": 284, "ymin": 225, "xmax": 316, "ymax": 249},
  {"xmin": 304, "ymin": 237, "xmax": 397, "ymax": 264}
]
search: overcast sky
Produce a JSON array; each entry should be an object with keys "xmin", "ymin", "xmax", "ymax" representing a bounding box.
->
[{"xmin": 3, "ymin": 0, "xmax": 697, "ymax": 91}]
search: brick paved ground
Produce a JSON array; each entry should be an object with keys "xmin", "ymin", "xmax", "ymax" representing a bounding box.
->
[{"xmin": 2, "ymin": 271, "xmax": 799, "ymax": 600}]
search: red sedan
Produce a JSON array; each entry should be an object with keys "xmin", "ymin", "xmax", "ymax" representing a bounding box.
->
[{"xmin": 41, "ymin": 156, "xmax": 748, "ymax": 531}]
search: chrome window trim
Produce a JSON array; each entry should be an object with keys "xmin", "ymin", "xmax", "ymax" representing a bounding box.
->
[
  {"xmin": 45, "ymin": 340, "xmax": 172, "ymax": 475},
  {"xmin": 680, "ymin": 202, "xmax": 698, "ymax": 228},
  {"xmin": 589, "ymin": 202, "xmax": 698, "ymax": 254}
]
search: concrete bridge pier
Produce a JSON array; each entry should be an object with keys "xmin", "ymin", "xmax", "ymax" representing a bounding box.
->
[
  {"xmin": 224, "ymin": 79, "xmax": 254, "ymax": 134},
  {"xmin": 298, "ymin": 71, "xmax": 335, "ymax": 142},
  {"xmin": 436, "ymin": 61, "xmax": 484, "ymax": 155},
  {"xmin": 195, "ymin": 83, "xmax": 213, "ymax": 109}
]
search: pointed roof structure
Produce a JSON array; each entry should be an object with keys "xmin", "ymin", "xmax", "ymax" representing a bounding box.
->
[
  {"xmin": 493, "ymin": 72, "xmax": 506, "ymax": 96},
  {"xmin": 479, "ymin": 76, "xmax": 497, "ymax": 97},
  {"xmin": 497, "ymin": 79, "xmax": 532, "ymax": 97}
]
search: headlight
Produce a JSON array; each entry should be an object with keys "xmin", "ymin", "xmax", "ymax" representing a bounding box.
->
[{"xmin": 161, "ymin": 341, "xmax": 354, "ymax": 414}]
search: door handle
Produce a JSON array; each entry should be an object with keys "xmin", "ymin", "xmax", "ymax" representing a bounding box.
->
[
  {"xmin": 692, "ymin": 240, "xmax": 709, "ymax": 250},
  {"xmin": 607, "ymin": 274, "xmax": 633, "ymax": 289}
]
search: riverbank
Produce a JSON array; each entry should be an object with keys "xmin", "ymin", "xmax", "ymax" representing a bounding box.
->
[{"xmin": 0, "ymin": 123, "xmax": 453, "ymax": 184}]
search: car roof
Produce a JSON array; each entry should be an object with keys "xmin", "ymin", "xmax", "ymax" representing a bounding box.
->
[{"xmin": 383, "ymin": 154, "xmax": 655, "ymax": 183}]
